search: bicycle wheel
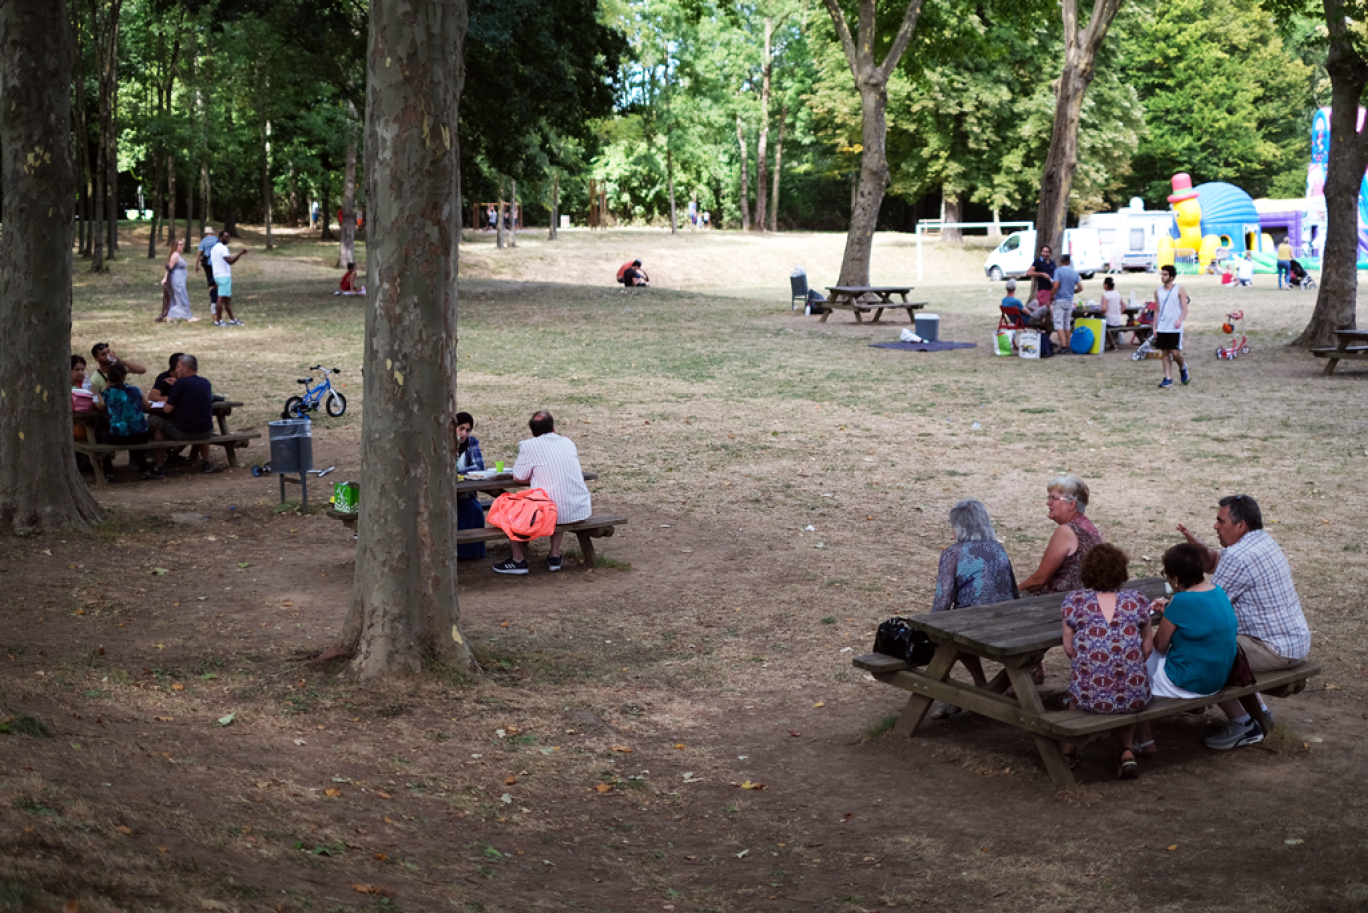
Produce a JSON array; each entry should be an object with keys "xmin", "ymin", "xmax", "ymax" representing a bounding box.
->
[
  {"xmin": 326, "ymin": 390, "xmax": 347, "ymax": 417},
  {"xmin": 283, "ymin": 396, "xmax": 309, "ymax": 419}
]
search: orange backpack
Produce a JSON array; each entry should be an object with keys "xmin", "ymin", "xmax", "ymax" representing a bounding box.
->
[{"xmin": 486, "ymin": 488, "xmax": 558, "ymax": 542}]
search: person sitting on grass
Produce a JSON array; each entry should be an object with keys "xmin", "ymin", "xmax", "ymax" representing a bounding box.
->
[
  {"xmin": 337, "ymin": 262, "xmax": 366, "ymax": 296},
  {"xmin": 1061, "ymin": 543, "xmax": 1153, "ymax": 779},
  {"xmin": 1128, "ymin": 542, "xmax": 1239, "ymax": 757},
  {"xmin": 145, "ymin": 354, "xmax": 216, "ymax": 479},
  {"xmin": 616, "ymin": 259, "xmax": 650, "ymax": 287}
]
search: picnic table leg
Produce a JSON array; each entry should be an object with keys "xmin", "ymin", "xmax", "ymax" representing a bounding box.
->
[
  {"xmin": 893, "ymin": 643, "xmax": 959, "ymax": 738},
  {"xmin": 216, "ymin": 410, "xmax": 230, "ymax": 435},
  {"xmin": 870, "ymin": 307, "xmax": 885, "ymax": 323},
  {"xmin": 819, "ymin": 308, "xmax": 832, "ymax": 324},
  {"xmin": 223, "ymin": 441, "xmax": 239, "ymax": 468},
  {"xmin": 1323, "ymin": 347, "xmax": 1345, "ymax": 376},
  {"xmin": 1004, "ymin": 662, "xmax": 1075, "ymax": 788},
  {"xmin": 575, "ymin": 530, "xmax": 597, "ymax": 567},
  {"xmin": 852, "ymin": 307, "xmax": 864, "ymax": 324},
  {"xmin": 89, "ymin": 454, "xmax": 107, "ymax": 488}
]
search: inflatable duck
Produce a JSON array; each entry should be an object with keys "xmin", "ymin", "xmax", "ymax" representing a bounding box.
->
[{"xmin": 1156, "ymin": 173, "xmax": 1226, "ymax": 270}]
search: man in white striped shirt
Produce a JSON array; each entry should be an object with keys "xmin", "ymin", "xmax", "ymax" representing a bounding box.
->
[{"xmin": 493, "ymin": 411, "xmax": 593, "ymax": 575}]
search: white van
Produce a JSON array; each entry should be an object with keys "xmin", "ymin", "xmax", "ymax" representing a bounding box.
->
[
  {"xmin": 983, "ymin": 228, "xmax": 1103, "ymax": 281},
  {"xmin": 1079, "ymin": 199, "xmax": 1174, "ymax": 272}
]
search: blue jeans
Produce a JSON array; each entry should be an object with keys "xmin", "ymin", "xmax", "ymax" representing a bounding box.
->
[{"xmin": 1276, "ymin": 260, "xmax": 1290, "ymax": 288}]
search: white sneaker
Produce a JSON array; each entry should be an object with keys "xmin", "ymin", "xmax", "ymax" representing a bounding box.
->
[{"xmin": 1204, "ymin": 718, "xmax": 1263, "ymax": 751}]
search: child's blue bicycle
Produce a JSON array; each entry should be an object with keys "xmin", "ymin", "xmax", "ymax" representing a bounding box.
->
[{"xmin": 282, "ymin": 365, "xmax": 347, "ymax": 419}]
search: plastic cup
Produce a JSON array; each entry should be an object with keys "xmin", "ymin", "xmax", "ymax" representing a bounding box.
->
[{"xmin": 495, "ymin": 461, "xmax": 505, "ymax": 472}]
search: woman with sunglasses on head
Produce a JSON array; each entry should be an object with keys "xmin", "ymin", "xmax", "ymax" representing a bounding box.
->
[{"xmin": 1020, "ymin": 475, "xmax": 1104, "ymax": 596}]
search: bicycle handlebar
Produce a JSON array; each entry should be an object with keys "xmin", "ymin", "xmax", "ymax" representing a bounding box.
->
[{"xmin": 309, "ymin": 365, "xmax": 343, "ymax": 374}]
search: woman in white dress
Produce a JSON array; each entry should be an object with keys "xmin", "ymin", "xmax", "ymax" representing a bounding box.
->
[{"xmin": 162, "ymin": 240, "xmax": 197, "ymax": 322}]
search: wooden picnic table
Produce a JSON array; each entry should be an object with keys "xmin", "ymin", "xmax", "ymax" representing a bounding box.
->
[
  {"xmin": 74, "ymin": 399, "xmax": 244, "ymax": 436},
  {"xmin": 852, "ymin": 577, "xmax": 1320, "ymax": 787},
  {"xmin": 1311, "ymin": 329, "xmax": 1368, "ymax": 375},
  {"xmin": 821, "ymin": 286, "xmax": 927, "ymax": 324},
  {"xmin": 74, "ymin": 400, "xmax": 259, "ymax": 485},
  {"xmin": 456, "ymin": 470, "xmax": 598, "ymax": 497}
]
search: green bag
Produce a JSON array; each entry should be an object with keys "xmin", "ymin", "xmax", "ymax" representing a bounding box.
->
[{"xmin": 994, "ymin": 329, "xmax": 1015, "ymax": 357}]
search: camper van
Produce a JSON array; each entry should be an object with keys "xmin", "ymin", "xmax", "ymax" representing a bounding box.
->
[
  {"xmin": 1078, "ymin": 199, "xmax": 1175, "ymax": 271},
  {"xmin": 983, "ymin": 228, "xmax": 1103, "ymax": 281}
]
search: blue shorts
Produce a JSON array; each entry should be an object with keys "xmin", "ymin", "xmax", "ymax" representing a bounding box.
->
[{"xmin": 215, "ymin": 276, "xmax": 232, "ymax": 297}]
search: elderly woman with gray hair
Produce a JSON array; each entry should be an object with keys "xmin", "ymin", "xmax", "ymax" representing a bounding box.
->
[
  {"xmin": 1019, "ymin": 475, "xmax": 1103, "ymax": 596},
  {"xmin": 929, "ymin": 499, "xmax": 1020, "ymax": 718}
]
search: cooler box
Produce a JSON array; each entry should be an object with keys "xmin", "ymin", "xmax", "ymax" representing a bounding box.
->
[
  {"xmin": 1075, "ymin": 317, "xmax": 1105, "ymax": 354},
  {"xmin": 914, "ymin": 313, "xmax": 940, "ymax": 342}
]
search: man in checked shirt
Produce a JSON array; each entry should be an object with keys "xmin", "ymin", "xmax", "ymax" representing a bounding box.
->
[{"xmin": 1177, "ymin": 495, "xmax": 1311, "ymax": 750}]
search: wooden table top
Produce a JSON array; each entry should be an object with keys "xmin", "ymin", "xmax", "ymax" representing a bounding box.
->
[
  {"xmin": 826, "ymin": 285, "xmax": 914, "ymax": 294},
  {"xmin": 74, "ymin": 399, "xmax": 243, "ymax": 425},
  {"xmin": 1333, "ymin": 329, "xmax": 1368, "ymax": 341},
  {"xmin": 903, "ymin": 577, "xmax": 1166, "ymax": 660},
  {"xmin": 457, "ymin": 471, "xmax": 598, "ymax": 496}
]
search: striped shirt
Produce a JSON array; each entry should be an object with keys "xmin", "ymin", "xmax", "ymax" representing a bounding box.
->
[
  {"xmin": 512, "ymin": 433, "xmax": 591, "ymax": 524},
  {"xmin": 1211, "ymin": 529, "xmax": 1309, "ymax": 660}
]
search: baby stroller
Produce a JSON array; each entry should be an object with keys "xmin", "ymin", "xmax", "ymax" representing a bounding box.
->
[
  {"xmin": 1215, "ymin": 310, "xmax": 1250, "ymax": 359},
  {"xmin": 1288, "ymin": 260, "xmax": 1316, "ymax": 290}
]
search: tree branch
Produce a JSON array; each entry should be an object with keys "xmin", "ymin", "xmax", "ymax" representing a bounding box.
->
[
  {"xmin": 819, "ymin": 0, "xmax": 860, "ymax": 80},
  {"xmin": 878, "ymin": 0, "xmax": 928, "ymax": 77}
]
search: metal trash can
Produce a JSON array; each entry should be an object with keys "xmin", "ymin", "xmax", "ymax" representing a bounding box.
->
[{"xmin": 268, "ymin": 419, "xmax": 313, "ymax": 474}]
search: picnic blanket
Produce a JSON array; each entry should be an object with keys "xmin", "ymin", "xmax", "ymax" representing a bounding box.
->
[{"xmin": 870, "ymin": 341, "xmax": 977, "ymax": 352}]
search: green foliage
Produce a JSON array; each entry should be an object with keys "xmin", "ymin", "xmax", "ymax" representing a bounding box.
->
[{"xmin": 1115, "ymin": 0, "xmax": 1315, "ymax": 204}]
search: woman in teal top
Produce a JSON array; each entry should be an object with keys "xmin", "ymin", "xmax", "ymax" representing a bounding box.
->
[{"xmin": 1131, "ymin": 542, "xmax": 1238, "ymax": 754}]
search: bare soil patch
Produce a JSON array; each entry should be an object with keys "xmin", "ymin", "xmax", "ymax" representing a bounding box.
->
[{"xmin": 2, "ymin": 226, "xmax": 1366, "ymax": 912}]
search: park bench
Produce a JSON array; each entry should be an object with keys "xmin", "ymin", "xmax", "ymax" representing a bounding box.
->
[
  {"xmin": 328, "ymin": 508, "xmax": 628, "ymax": 566},
  {"xmin": 821, "ymin": 286, "xmax": 927, "ymax": 324},
  {"xmin": 853, "ymin": 577, "xmax": 1320, "ymax": 787},
  {"xmin": 1311, "ymin": 329, "xmax": 1368, "ymax": 375},
  {"xmin": 75, "ymin": 431, "xmax": 260, "ymax": 486}
]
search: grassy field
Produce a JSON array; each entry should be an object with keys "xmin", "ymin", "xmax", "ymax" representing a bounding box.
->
[{"xmin": 0, "ymin": 223, "xmax": 1364, "ymax": 912}]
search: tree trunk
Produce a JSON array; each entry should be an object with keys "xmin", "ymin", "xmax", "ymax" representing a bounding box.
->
[
  {"xmin": 167, "ymin": 152, "xmax": 176, "ymax": 251},
  {"xmin": 820, "ymin": 0, "xmax": 927, "ymax": 287},
  {"xmin": 147, "ymin": 148, "xmax": 162, "ymax": 257},
  {"xmin": 326, "ymin": 0, "xmax": 473, "ymax": 679},
  {"xmin": 105, "ymin": 40, "xmax": 119, "ymax": 259},
  {"xmin": 735, "ymin": 116, "xmax": 750, "ymax": 231},
  {"xmin": 91, "ymin": 132, "xmax": 106, "ymax": 272},
  {"xmin": 184, "ymin": 162, "xmax": 194, "ymax": 249},
  {"xmin": 769, "ymin": 105, "xmax": 786, "ymax": 232},
  {"xmin": 200, "ymin": 160, "xmax": 210, "ymax": 231},
  {"xmin": 496, "ymin": 183, "xmax": 506, "ymax": 249},
  {"xmin": 1033, "ymin": 0, "xmax": 1124, "ymax": 258},
  {"xmin": 666, "ymin": 146, "xmax": 677, "ymax": 234},
  {"xmin": 321, "ymin": 171, "xmax": 335, "ymax": 241},
  {"xmin": 0, "ymin": 0, "xmax": 102, "ymax": 533},
  {"xmin": 755, "ymin": 17, "xmax": 773, "ymax": 233},
  {"xmin": 1293, "ymin": 0, "xmax": 1367, "ymax": 347},
  {"xmin": 548, "ymin": 171, "xmax": 559, "ymax": 240},
  {"xmin": 288, "ymin": 159, "xmax": 301, "ymax": 226},
  {"xmin": 339, "ymin": 107, "xmax": 357, "ymax": 267},
  {"xmin": 261, "ymin": 117, "xmax": 274, "ymax": 249},
  {"xmin": 942, "ymin": 189, "xmax": 962, "ymax": 242},
  {"xmin": 509, "ymin": 179, "xmax": 518, "ymax": 247}
]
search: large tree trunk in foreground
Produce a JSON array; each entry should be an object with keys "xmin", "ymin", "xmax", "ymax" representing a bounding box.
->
[
  {"xmin": 0, "ymin": 0, "xmax": 101, "ymax": 533},
  {"xmin": 1033, "ymin": 0, "xmax": 1123, "ymax": 259},
  {"xmin": 1294, "ymin": 0, "xmax": 1366, "ymax": 347},
  {"xmin": 821, "ymin": 0, "xmax": 926, "ymax": 287},
  {"xmin": 327, "ymin": 0, "xmax": 472, "ymax": 678},
  {"xmin": 339, "ymin": 104, "xmax": 358, "ymax": 267},
  {"xmin": 735, "ymin": 116, "xmax": 750, "ymax": 230}
]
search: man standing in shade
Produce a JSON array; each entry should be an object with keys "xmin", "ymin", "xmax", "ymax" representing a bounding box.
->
[{"xmin": 209, "ymin": 230, "xmax": 248, "ymax": 326}]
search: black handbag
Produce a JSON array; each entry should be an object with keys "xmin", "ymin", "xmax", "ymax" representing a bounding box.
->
[{"xmin": 873, "ymin": 617, "xmax": 936, "ymax": 666}]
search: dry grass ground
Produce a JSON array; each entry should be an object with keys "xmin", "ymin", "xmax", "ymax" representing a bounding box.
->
[{"xmin": 0, "ymin": 223, "xmax": 1365, "ymax": 912}]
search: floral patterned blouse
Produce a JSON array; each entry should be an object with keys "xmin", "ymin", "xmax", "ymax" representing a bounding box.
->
[
  {"xmin": 1063, "ymin": 588, "xmax": 1151, "ymax": 714},
  {"xmin": 932, "ymin": 541, "xmax": 1019, "ymax": 612}
]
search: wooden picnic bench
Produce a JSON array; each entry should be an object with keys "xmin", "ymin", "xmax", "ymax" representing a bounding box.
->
[
  {"xmin": 821, "ymin": 286, "xmax": 927, "ymax": 324},
  {"xmin": 74, "ymin": 400, "xmax": 259, "ymax": 486},
  {"xmin": 853, "ymin": 577, "xmax": 1321, "ymax": 787},
  {"xmin": 1311, "ymin": 329, "xmax": 1368, "ymax": 375}
]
